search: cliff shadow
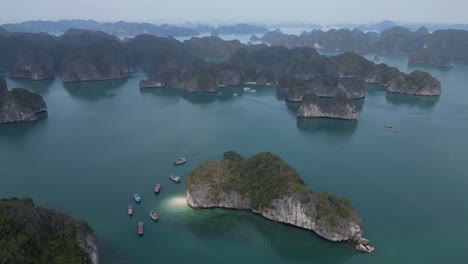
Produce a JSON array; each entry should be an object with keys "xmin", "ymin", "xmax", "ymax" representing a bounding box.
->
[
  {"xmin": 296, "ymin": 117, "xmax": 358, "ymax": 137},
  {"xmin": 284, "ymin": 101, "xmax": 301, "ymax": 118},
  {"xmin": 6, "ymin": 77, "xmax": 55, "ymax": 96},
  {"xmin": 365, "ymin": 84, "xmax": 387, "ymax": 98},
  {"xmin": 63, "ymin": 78, "xmax": 128, "ymax": 101},
  {"xmin": 0, "ymin": 117, "xmax": 47, "ymax": 140},
  {"xmin": 182, "ymin": 208, "xmax": 355, "ymax": 263},
  {"xmin": 385, "ymin": 92, "xmax": 440, "ymax": 109}
]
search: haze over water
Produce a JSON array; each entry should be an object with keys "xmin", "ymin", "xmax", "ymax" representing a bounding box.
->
[{"xmin": 1, "ymin": 53, "xmax": 467, "ymax": 263}]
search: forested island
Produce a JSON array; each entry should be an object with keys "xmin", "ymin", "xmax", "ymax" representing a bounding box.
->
[
  {"xmin": 253, "ymin": 26, "xmax": 468, "ymax": 67},
  {"xmin": 0, "ymin": 197, "xmax": 98, "ymax": 264},
  {"xmin": 0, "ymin": 28, "xmax": 441, "ymax": 120},
  {"xmin": 187, "ymin": 151, "xmax": 374, "ymax": 252}
]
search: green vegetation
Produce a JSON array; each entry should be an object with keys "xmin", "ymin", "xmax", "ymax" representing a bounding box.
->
[
  {"xmin": 408, "ymin": 70, "xmax": 440, "ymax": 88},
  {"xmin": 0, "ymin": 198, "xmax": 94, "ymax": 264}
]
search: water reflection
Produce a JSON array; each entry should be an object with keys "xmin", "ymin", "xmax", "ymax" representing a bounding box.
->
[
  {"xmin": 63, "ymin": 78, "xmax": 128, "ymax": 101},
  {"xmin": 6, "ymin": 77, "xmax": 55, "ymax": 96},
  {"xmin": 184, "ymin": 209, "xmax": 355, "ymax": 263},
  {"xmin": 0, "ymin": 117, "xmax": 46, "ymax": 139},
  {"xmin": 385, "ymin": 93, "xmax": 440, "ymax": 109},
  {"xmin": 296, "ymin": 117, "xmax": 357, "ymax": 137},
  {"xmin": 365, "ymin": 84, "xmax": 388, "ymax": 97}
]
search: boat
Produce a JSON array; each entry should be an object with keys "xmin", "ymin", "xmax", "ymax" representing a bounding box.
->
[
  {"xmin": 138, "ymin": 222, "xmax": 144, "ymax": 235},
  {"xmin": 384, "ymin": 125, "xmax": 393, "ymax": 129},
  {"xmin": 249, "ymin": 89, "xmax": 256, "ymax": 93},
  {"xmin": 169, "ymin": 174, "xmax": 181, "ymax": 183},
  {"xmin": 374, "ymin": 55, "xmax": 380, "ymax": 61},
  {"xmin": 128, "ymin": 204, "xmax": 133, "ymax": 216},
  {"xmin": 173, "ymin": 157, "xmax": 187, "ymax": 165},
  {"xmin": 133, "ymin": 193, "xmax": 141, "ymax": 203},
  {"xmin": 233, "ymin": 93, "xmax": 239, "ymax": 97},
  {"xmin": 154, "ymin": 184, "xmax": 161, "ymax": 193},
  {"xmin": 150, "ymin": 211, "xmax": 159, "ymax": 221},
  {"xmin": 243, "ymin": 87, "xmax": 251, "ymax": 91}
]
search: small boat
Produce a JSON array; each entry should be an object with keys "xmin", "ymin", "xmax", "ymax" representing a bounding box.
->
[
  {"xmin": 138, "ymin": 222, "xmax": 144, "ymax": 235},
  {"xmin": 128, "ymin": 204, "xmax": 133, "ymax": 216},
  {"xmin": 154, "ymin": 184, "xmax": 161, "ymax": 193},
  {"xmin": 233, "ymin": 93, "xmax": 239, "ymax": 97},
  {"xmin": 243, "ymin": 87, "xmax": 251, "ymax": 91},
  {"xmin": 133, "ymin": 193, "xmax": 141, "ymax": 203},
  {"xmin": 169, "ymin": 174, "xmax": 181, "ymax": 183},
  {"xmin": 356, "ymin": 243, "xmax": 374, "ymax": 253},
  {"xmin": 173, "ymin": 157, "xmax": 187, "ymax": 165},
  {"xmin": 393, "ymin": 130, "xmax": 400, "ymax": 134},
  {"xmin": 373, "ymin": 55, "xmax": 380, "ymax": 61},
  {"xmin": 249, "ymin": 89, "xmax": 256, "ymax": 93},
  {"xmin": 150, "ymin": 211, "xmax": 159, "ymax": 221},
  {"xmin": 384, "ymin": 125, "xmax": 393, "ymax": 129}
]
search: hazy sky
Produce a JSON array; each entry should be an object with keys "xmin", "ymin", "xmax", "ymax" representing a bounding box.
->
[{"xmin": 1, "ymin": 0, "xmax": 467, "ymax": 25}]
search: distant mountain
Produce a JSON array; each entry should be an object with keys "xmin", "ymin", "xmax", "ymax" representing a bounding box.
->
[
  {"xmin": 211, "ymin": 23, "xmax": 269, "ymax": 35},
  {"xmin": 1, "ymin": 19, "xmax": 199, "ymax": 37}
]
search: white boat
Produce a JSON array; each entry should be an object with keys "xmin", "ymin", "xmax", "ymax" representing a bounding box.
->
[
  {"xmin": 249, "ymin": 89, "xmax": 256, "ymax": 93},
  {"xmin": 169, "ymin": 174, "xmax": 181, "ymax": 183},
  {"xmin": 243, "ymin": 87, "xmax": 251, "ymax": 91},
  {"xmin": 233, "ymin": 93, "xmax": 239, "ymax": 97},
  {"xmin": 173, "ymin": 157, "xmax": 186, "ymax": 165}
]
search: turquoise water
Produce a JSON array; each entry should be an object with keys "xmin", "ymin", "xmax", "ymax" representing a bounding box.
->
[{"xmin": 1, "ymin": 54, "xmax": 468, "ymax": 263}]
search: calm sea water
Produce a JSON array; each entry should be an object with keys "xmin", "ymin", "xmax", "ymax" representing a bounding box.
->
[{"xmin": 1, "ymin": 54, "xmax": 467, "ymax": 263}]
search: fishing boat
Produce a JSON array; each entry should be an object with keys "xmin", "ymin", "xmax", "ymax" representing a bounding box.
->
[
  {"xmin": 154, "ymin": 184, "xmax": 161, "ymax": 193},
  {"xmin": 138, "ymin": 222, "xmax": 144, "ymax": 235},
  {"xmin": 133, "ymin": 193, "xmax": 141, "ymax": 203},
  {"xmin": 384, "ymin": 125, "xmax": 393, "ymax": 129},
  {"xmin": 128, "ymin": 204, "xmax": 133, "ymax": 216},
  {"xmin": 169, "ymin": 174, "xmax": 181, "ymax": 183},
  {"xmin": 233, "ymin": 93, "xmax": 239, "ymax": 97},
  {"xmin": 243, "ymin": 87, "xmax": 251, "ymax": 91},
  {"xmin": 150, "ymin": 211, "xmax": 159, "ymax": 221},
  {"xmin": 173, "ymin": 157, "xmax": 186, "ymax": 165}
]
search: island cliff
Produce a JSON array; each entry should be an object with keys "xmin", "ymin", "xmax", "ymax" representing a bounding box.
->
[
  {"xmin": 387, "ymin": 70, "xmax": 441, "ymax": 96},
  {"xmin": 0, "ymin": 88, "xmax": 47, "ymax": 124},
  {"xmin": 186, "ymin": 151, "xmax": 373, "ymax": 251},
  {"xmin": 0, "ymin": 197, "xmax": 98, "ymax": 264},
  {"xmin": 297, "ymin": 93, "xmax": 358, "ymax": 120}
]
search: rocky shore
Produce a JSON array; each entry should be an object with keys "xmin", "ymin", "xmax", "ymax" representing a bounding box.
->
[
  {"xmin": 387, "ymin": 70, "xmax": 441, "ymax": 96},
  {"xmin": 297, "ymin": 93, "xmax": 358, "ymax": 120},
  {"xmin": 186, "ymin": 151, "xmax": 374, "ymax": 252},
  {"xmin": 0, "ymin": 88, "xmax": 47, "ymax": 124}
]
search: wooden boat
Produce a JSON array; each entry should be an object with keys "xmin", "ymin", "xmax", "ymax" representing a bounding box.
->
[
  {"xmin": 384, "ymin": 125, "xmax": 393, "ymax": 129},
  {"xmin": 169, "ymin": 174, "xmax": 181, "ymax": 183},
  {"xmin": 133, "ymin": 193, "xmax": 141, "ymax": 203},
  {"xmin": 154, "ymin": 184, "xmax": 161, "ymax": 193},
  {"xmin": 150, "ymin": 211, "xmax": 159, "ymax": 221},
  {"xmin": 173, "ymin": 157, "xmax": 187, "ymax": 165},
  {"xmin": 138, "ymin": 222, "xmax": 144, "ymax": 235},
  {"xmin": 128, "ymin": 204, "xmax": 133, "ymax": 216}
]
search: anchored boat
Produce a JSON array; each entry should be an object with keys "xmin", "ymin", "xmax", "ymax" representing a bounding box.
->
[
  {"xmin": 128, "ymin": 204, "xmax": 133, "ymax": 216},
  {"xmin": 169, "ymin": 174, "xmax": 181, "ymax": 183},
  {"xmin": 133, "ymin": 193, "xmax": 141, "ymax": 203},
  {"xmin": 138, "ymin": 222, "xmax": 144, "ymax": 235},
  {"xmin": 173, "ymin": 157, "xmax": 187, "ymax": 165},
  {"xmin": 154, "ymin": 184, "xmax": 161, "ymax": 193},
  {"xmin": 243, "ymin": 87, "xmax": 251, "ymax": 91},
  {"xmin": 150, "ymin": 211, "xmax": 159, "ymax": 221}
]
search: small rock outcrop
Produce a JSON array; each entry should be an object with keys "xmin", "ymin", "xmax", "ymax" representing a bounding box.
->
[
  {"xmin": 0, "ymin": 197, "xmax": 98, "ymax": 264},
  {"xmin": 297, "ymin": 93, "xmax": 358, "ymax": 120},
  {"xmin": 0, "ymin": 76, "xmax": 7, "ymax": 93},
  {"xmin": 387, "ymin": 70, "xmax": 441, "ymax": 96},
  {"xmin": 0, "ymin": 88, "xmax": 47, "ymax": 124},
  {"xmin": 186, "ymin": 151, "xmax": 367, "ymax": 245}
]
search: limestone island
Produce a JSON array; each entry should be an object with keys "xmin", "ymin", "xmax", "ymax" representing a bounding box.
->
[
  {"xmin": 186, "ymin": 151, "xmax": 374, "ymax": 253},
  {"xmin": 0, "ymin": 76, "xmax": 7, "ymax": 93},
  {"xmin": 0, "ymin": 87, "xmax": 47, "ymax": 124},
  {"xmin": 387, "ymin": 70, "xmax": 441, "ymax": 96},
  {"xmin": 298, "ymin": 93, "xmax": 358, "ymax": 120},
  {"xmin": 0, "ymin": 197, "xmax": 98, "ymax": 264}
]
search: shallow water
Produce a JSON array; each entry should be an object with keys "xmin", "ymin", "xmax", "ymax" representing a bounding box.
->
[{"xmin": 1, "ymin": 54, "xmax": 467, "ymax": 263}]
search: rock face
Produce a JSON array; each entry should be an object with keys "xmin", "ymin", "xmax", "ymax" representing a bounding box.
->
[
  {"xmin": 0, "ymin": 76, "xmax": 7, "ymax": 93},
  {"xmin": 364, "ymin": 63, "xmax": 400, "ymax": 84},
  {"xmin": 9, "ymin": 49, "xmax": 55, "ymax": 80},
  {"xmin": 187, "ymin": 151, "xmax": 364, "ymax": 242},
  {"xmin": 61, "ymin": 58, "xmax": 130, "ymax": 82},
  {"xmin": 0, "ymin": 88, "xmax": 47, "ymax": 124},
  {"xmin": 0, "ymin": 197, "xmax": 98, "ymax": 264},
  {"xmin": 387, "ymin": 70, "xmax": 441, "ymax": 96},
  {"xmin": 297, "ymin": 93, "xmax": 358, "ymax": 120},
  {"xmin": 409, "ymin": 50, "xmax": 453, "ymax": 67},
  {"xmin": 184, "ymin": 36, "xmax": 245, "ymax": 58}
]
